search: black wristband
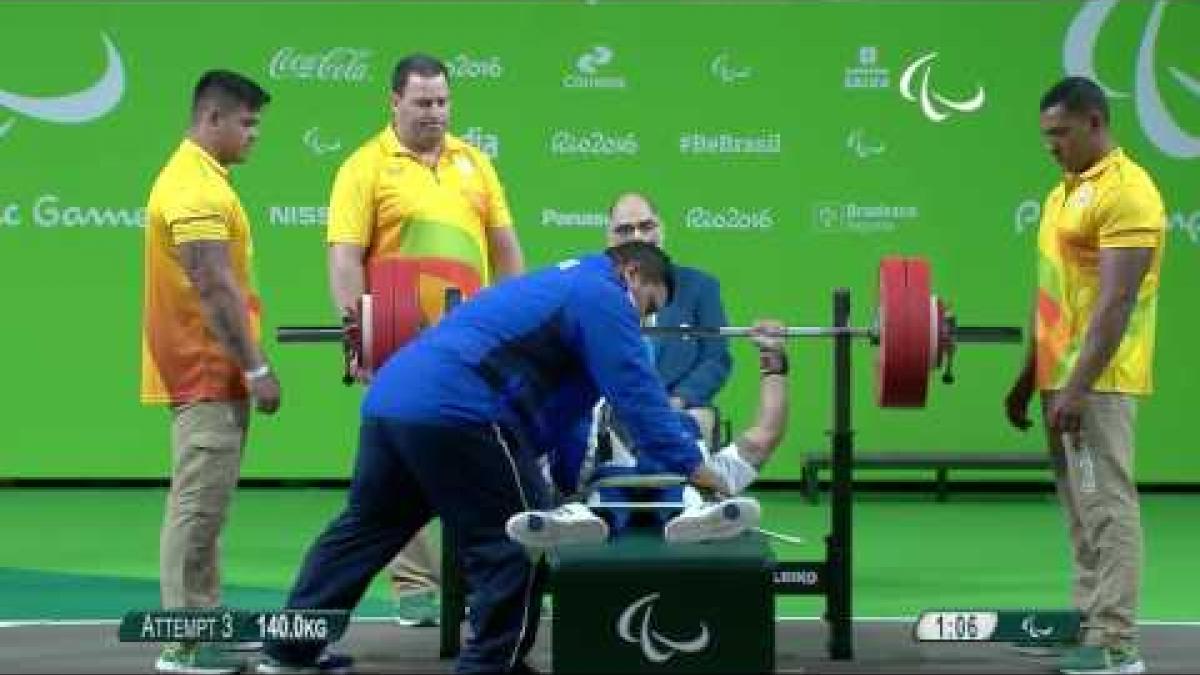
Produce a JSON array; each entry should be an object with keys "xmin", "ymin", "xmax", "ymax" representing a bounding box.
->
[{"xmin": 759, "ymin": 350, "xmax": 788, "ymax": 376}]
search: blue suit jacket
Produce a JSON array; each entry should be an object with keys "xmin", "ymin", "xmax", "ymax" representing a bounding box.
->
[{"xmin": 652, "ymin": 264, "xmax": 732, "ymax": 407}]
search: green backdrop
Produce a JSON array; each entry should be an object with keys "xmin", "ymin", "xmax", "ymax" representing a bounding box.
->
[{"xmin": 0, "ymin": 1, "xmax": 1195, "ymax": 480}]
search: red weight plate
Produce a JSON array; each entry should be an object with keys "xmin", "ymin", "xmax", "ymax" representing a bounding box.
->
[
  {"xmin": 368, "ymin": 260, "xmax": 396, "ymax": 376},
  {"xmin": 392, "ymin": 264, "xmax": 422, "ymax": 351},
  {"xmin": 905, "ymin": 258, "xmax": 933, "ymax": 399},
  {"xmin": 875, "ymin": 257, "xmax": 933, "ymax": 407},
  {"xmin": 366, "ymin": 258, "xmax": 422, "ymax": 375},
  {"xmin": 874, "ymin": 257, "xmax": 903, "ymax": 406}
]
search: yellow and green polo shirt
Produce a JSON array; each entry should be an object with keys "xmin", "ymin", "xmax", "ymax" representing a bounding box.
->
[
  {"xmin": 1035, "ymin": 148, "xmax": 1166, "ymax": 394},
  {"xmin": 326, "ymin": 127, "xmax": 513, "ymax": 322},
  {"xmin": 141, "ymin": 139, "xmax": 261, "ymax": 404}
]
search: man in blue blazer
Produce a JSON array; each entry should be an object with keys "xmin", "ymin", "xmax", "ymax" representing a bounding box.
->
[{"xmin": 607, "ymin": 192, "xmax": 732, "ymax": 438}]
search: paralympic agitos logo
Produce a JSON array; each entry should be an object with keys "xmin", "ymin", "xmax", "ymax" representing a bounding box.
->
[
  {"xmin": 0, "ymin": 33, "xmax": 124, "ymax": 139},
  {"xmin": 898, "ymin": 51, "xmax": 986, "ymax": 123},
  {"xmin": 616, "ymin": 593, "xmax": 711, "ymax": 664},
  {"xmin": 1065, "ymin": 0, "xmax": 1199, "ymax": 160}
]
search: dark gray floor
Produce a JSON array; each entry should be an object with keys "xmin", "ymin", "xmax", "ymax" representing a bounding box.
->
[{"xmin": 1, "ymin": 619, "xmax": 1195, "ymax": 673}]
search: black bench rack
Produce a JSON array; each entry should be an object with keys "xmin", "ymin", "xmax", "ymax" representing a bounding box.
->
[{"xmin": 801, "ymin": 451, "xmax": 1051, "ymax": 503}]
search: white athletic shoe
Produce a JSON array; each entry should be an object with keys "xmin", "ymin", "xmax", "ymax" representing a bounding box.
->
[
  {"xmin": 663, "ymin": 497, "xmax": 761, "ymax": 544},
  {"xmin": 506, "ymin": 503, "xmax": 610, "ymax": 548}
]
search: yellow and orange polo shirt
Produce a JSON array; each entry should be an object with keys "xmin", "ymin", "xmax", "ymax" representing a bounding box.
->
[
  {"xmin": 326, "ymin": 127, "xmax": 513, "ymax": 322},
  {"xmin": 140, "ymin": 139, "xmax": 261, "ymax": 404},
  {"xmin": 1035, "ymin": 148, "xmax": 1167, "ymax": 394}
]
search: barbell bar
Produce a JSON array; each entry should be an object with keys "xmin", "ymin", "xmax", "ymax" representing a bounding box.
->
[
  {"xmin": 275, "ymin": 255, "xmax": 1021, "ymax": 408},
  {"xmin": 277, "ymin": 327, "xmax": 353, "ymax": 343},
  {"xmin": 279, "ymin": 318, "xmax": 1017, "ymax": 343},
  {"xmin": 642, "ymin": 324, "xmax": 1019, "ymax": 343},
  {"xmin": 643, "ymin": 325, "xmax": 873, "ymax": 339}
]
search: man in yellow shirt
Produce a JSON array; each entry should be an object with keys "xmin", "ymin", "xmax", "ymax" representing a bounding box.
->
[
  {"xmin": 141, "ymin": 70, "xmax": 279, "ymax": 674},
  {"xmin": 1005, "ymin": 76, "xmax": 1166, "ymax": 675},
  {"xmin": 325, "ymin": 53, "xmax": 525, "ymax": 627}
]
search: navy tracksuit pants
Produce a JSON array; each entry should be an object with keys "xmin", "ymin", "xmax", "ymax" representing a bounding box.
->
[{"xmin": 264, "ymin": 418, "xmax": 550, "ymax": 673}]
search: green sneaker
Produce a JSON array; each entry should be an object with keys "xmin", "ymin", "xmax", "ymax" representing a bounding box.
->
[
  {"xmin": 1058, "ymin": 644, "xmax": 1146, "ymax": 674},
  {"xmin": 392, "ymin": 589, "xmax": 440, "ymax": 627},
  {"xmin": 154, "ymin": 642, "xmax": 244, "ymax": 674}
]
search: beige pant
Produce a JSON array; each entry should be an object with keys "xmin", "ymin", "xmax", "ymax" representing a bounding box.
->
[
  {"xmin": 1042, "ymin": 391, "xmax": 1141, "ymax": 647},
  {"xmin": 160, "ymin": 400, "xmax": 249, "ymax": 609},
  {"xmin": 389, "ymin": 523, "xmax": 441, "ymax": 595}
]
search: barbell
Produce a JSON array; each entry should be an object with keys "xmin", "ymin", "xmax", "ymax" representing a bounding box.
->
[{"xmin": 276, "ymin": 255, "xmax": 1020, "ymax": 407}]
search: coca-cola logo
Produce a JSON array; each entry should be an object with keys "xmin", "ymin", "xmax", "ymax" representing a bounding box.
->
[{"xmin": 267, "ymin": 47, "xmax": 372, "ymax": 83}]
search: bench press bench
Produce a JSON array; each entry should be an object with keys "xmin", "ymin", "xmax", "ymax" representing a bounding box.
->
[
  {"xmin": 439, "ymin": 474, "xmax": 826, "ymax": 671},
  {"xmin": 550, "ymin": 529, "xmax": 776, "ymax": 673}
]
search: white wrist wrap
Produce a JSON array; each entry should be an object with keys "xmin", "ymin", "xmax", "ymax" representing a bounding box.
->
[{"xmin": 706, "ymin": 444, "xmax": 758, "ymax": 495}]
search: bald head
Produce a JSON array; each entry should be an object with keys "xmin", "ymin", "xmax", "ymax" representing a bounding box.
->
[{"xmin": 608, "ymin": 192, "xmax": 664, "ymax": 248}]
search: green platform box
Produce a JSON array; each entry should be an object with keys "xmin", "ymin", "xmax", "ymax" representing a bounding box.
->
[{"xmin": 549, "ymin": 530, "xmax": 775, "ymax": 673}]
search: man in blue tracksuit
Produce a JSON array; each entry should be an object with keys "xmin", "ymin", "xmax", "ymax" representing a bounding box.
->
[
  {"xmin": 260, "ymin": 242, "xmax": 725, "ymax": 674},
  {"xmin": 508, "ymin": 320, "xmax": 790, "ymax": 547}
]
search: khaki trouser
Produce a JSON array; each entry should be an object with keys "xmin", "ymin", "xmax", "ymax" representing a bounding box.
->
[
  {"xmin": 389, "ymin": 523, "xmax": 442, "ymax": 595},
  {"xmin": 160, "ymin": 400, "xmax": 249, "ymax": 609},
  {"xmin": 1042, "ymin": 391, "xmax": 1141, "ymax": 648}
]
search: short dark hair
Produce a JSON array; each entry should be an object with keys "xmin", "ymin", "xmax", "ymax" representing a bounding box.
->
[
  {"xmin": 1040, "ymin": 76, "xmax": 1109, "ymax": 124},
  {"xmin": 391, "ymin": 53, "xmax": 448, "ymax": 95},
  {"xmin": 192, "ymin": 70, "xmax": 270, "ymax": 118},
  {"xmin": 605, "ymin": 241, "xmax": 676, "ymax": 303}
]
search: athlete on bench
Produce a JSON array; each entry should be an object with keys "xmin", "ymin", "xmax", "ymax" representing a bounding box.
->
[{"xmin": 507, "ymin": 320, "xmax": 790, "ymax": 546}]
